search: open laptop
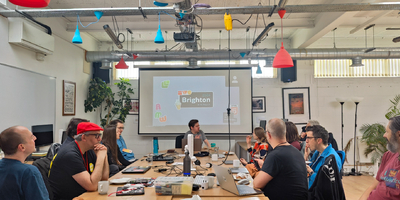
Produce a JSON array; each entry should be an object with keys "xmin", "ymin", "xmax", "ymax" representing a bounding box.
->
[
  {"xmin": 122, "ymin": 166, "xmax": 151, "ymax": 174},
  {"xmin": 181, "ymin": 138, "xmax": 203, "ymax": 152},
  {"xmin": 213, "ymin": 166, "xmax": 263, "ymax": 196}
]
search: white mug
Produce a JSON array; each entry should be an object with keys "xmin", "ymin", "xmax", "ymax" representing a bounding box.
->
[
  {"xmin": 206, "ymin": 176, "xmax": 215, "ymax": 188},
  {"xmin": 233, "ymin": 159, "xmax": 240, "ymax": 168},
  {"xmin": 211, "ymin": 154, "xmax": 218, "ymax": 161},
  {"xmin": 201, "ymin": 179, "xmax": 209, "ymax": 190},
  {"xmin": 98, "ymin": 181, "xmax": 109, "ymax": 195}
]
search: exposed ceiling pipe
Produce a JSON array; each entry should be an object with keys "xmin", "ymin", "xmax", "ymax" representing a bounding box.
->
[
  {"xmin": 86, "ymin": 48, "xmax": 400, "ymax": 62},
  {"xmin": 1, "ymin": 3, "xmax": 400, "ymax": 18}
]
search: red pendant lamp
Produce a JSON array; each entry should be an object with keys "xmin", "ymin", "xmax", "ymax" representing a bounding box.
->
[
  {"xmin": 9, "ymin": 0, "xmax": 50, "ymax": 8},
  {"xmin": 115, "ymin": 56, "xmax": 129, "ymax": 69},
  {"xmin": 273, "ymin": 9, "xmax": 294, "ymax": 68}
]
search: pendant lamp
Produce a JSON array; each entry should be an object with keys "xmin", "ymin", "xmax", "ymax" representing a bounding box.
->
[
  {"xmin": 9, "ymin": 0, "xmax": 50, "ymax": 8},
  {"xmin": 72, "ymin": 17, "xmax": 82, "ymax": 44},
  {"xmin": 154, "ymin": 13, "xmax": 165, "ymax": 44},
  {"xmin": 115, "ymin": 56, "xmax": 129, "ymax": 69},
  {"xmin": 256, "ymin": 64, "xmax": 262, "ymax": 74},
  {"xmin": 133, "ymin": 54, "xmax": 138, "ymax": 60},
  {"xmin": 272, "ymin": 9, "xmax": 294, "ymax": 68}
]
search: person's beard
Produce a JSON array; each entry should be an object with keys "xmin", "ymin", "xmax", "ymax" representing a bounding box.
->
[{"xmin": 387, "ymin": 133, "xmax": 399, "ymax": 153}]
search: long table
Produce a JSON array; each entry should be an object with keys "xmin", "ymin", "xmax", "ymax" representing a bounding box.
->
[{"xmin": 78, "ymin": 149, "xmax": 268, "ymax": 200}]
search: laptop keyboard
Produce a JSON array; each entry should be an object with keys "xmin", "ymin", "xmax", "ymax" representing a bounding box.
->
[{"xmin": 237, "ymin": 185, "xmax": 259, "ymax": 195}]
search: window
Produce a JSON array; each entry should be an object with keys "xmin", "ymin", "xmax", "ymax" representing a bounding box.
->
[
  {"xmin": 240, "ymin": 60, "xmax": 277, "ymax": 78},
  {"xmin": 314, "ymin": 59, "xmax": 400, "ymax": 78}
]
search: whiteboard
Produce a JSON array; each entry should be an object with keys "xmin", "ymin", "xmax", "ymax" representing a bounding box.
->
[{"xmin": 0, "ymin": 63, "xmax": 56, "ymax": 135}]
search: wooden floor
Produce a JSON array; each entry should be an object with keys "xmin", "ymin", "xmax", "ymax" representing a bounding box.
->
[{"xmin": 342, "ymin": 175, "xmax": 376, "ymax": 200}]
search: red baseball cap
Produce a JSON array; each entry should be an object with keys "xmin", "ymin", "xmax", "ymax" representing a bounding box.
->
[{"xmin": 77, "ymin": 122, "xmax": 103, "ymax": 135}]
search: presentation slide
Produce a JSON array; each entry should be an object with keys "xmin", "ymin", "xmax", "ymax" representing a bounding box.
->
[{"xmin": 139, "ymin": 68, "xmax": 252, "ymax": 135}]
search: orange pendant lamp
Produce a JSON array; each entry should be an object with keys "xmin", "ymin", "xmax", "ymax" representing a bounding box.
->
[
  {"xmin": 9, "ymin": 0, "xmax": 50, "ymax": 8},
  {"xmin": 272, "ymin": 9, "xmax": 294, "ymax": 68},
  {"xmin": 115, "ymin": 56, "xmax": 129, "ymax": 69}
]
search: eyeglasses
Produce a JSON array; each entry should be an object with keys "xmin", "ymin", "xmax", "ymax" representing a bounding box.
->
[
  {"xmin": 306, "ymin": 136, "xmax": 320, "ymax": 140},
  {"xmin": 87, "ymin": 133, "xmax": 102, "ymax": 139},
  {"xmin": 117, "ymin": 127, "xmax": 124, "ymax": 130}
]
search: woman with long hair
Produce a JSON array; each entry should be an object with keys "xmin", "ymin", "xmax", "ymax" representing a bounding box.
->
[
  {"xmin": 102, "ymin": 125, "xmax": 131, "ymax": 176},
  {"xmin": 240, "ymin": 127, "xmax": 269, "ymax": 165},
  {"xmin": 285, "ymin": 121, "xmax": 301, "ymax": 151}
]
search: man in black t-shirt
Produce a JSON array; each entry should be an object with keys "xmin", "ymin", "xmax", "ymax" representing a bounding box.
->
[
  {"xmin": 253, "ymin": 118, "xmax": 308, "ymax": 200},
  {"xmin": 49, "ymin": 122, "xmax": 109, "ymax": 199}
]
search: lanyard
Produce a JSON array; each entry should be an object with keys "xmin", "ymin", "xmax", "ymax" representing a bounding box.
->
[{"xmin": 75, "ymin": 141, "xmax": 89, "ymax": 172}]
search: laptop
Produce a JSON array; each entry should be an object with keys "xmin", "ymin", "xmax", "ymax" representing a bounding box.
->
[
  {"xmin": 122, "ymin": 166, "xmax": 151, "ymax": 174},
  {"xmin": 181, "ymin": 138, "xmax": 203, "ymax": 152},
  {"xmin": 213, "ymin": 166, "xmax": 263, "ymax": 196}
]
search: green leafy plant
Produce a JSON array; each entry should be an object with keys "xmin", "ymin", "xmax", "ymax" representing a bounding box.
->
[
  {"xmin": 344, "ymin": 94, "xmax": 400, "ymax": 163},
  {"xmin": 84, "ymin": 77, "xmax": 134, "ymax": 127}
]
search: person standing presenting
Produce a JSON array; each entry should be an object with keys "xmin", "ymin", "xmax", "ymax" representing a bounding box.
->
[{"xmin": 183, "ymin": 119, "xmax": 211, "ymax": 149}]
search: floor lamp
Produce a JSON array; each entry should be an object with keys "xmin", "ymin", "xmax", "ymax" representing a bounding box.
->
[
  {"xmin": 349, "ymin": 97, "xmax": 363, "ymax": 176},
  {"xmin": 336, "ymin": 98, "xmax": 347, "ymax": 150}
]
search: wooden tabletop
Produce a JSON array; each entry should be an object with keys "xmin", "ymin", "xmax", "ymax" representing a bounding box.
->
[{"xmin": 79, "ymin": 149, "xmax": 267, "ymax": 199}]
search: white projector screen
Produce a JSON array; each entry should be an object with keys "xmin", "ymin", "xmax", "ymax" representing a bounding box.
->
[{"xmin": 139, "ymin": 68, "xmax": 253, "ymax": 135}]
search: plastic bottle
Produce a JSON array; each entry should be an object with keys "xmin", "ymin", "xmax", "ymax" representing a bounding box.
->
[
  {"xmin": 183, "ymin": 145, "xmax": 191, "ymax": 176},
  {"xmin": 153, "ymin": 137, "xmax": 159, "ymax": 155}
]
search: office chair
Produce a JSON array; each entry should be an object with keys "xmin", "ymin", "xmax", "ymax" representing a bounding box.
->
[{"xmin": 175, "ymin": 135, "xmax": 184, "ymax": 148}]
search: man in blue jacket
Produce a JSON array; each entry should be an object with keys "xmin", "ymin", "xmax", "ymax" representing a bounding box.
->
[{"xmin": 304, "ymin": 125, "xmax": 342, "ymax": 188}]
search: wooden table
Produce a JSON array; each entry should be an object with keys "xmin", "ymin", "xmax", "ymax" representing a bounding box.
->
[{"xmin": 79, "ymin": 149, "xmax": 267, "ymax": 199}]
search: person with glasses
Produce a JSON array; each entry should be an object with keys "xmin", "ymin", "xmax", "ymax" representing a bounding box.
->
[
  {"xmin": 109, "ymin": 119, "xmax": 136, "ymax": 162},
  {"xmin": 305, "ymin": 125, "xmax": 342, "ymax": 191},
  {"xmin": 49, "ymin": 122, "xmax": 109, "ymax": 199}
]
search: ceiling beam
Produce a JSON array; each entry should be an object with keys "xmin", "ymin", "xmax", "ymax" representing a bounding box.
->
[
  {"xmin": 349, "ymin": 11, "xmax": 388, "ymax": 34},
  {"xmin": 1, "ymin": 3, "xmax": 400, "ymax": 18},
  {"xmin": 291, "ymin": 12, "xmax": 356, "ymax": 48}
]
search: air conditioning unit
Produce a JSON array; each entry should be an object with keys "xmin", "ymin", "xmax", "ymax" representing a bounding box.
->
[{"xmin": 8, "ymin": 18, "xmax": 54, "ymax": 55}]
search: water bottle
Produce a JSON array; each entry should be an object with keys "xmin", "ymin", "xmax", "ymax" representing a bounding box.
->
[
  {"xmin": 153, "ymin": 137, "xmax": 159, "ymax": 155},
  {"xmin": 183, "ymin": 146, "xmax": 191, "ymax": 176}
]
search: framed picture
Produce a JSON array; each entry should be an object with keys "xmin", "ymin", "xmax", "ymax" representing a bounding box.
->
[
  {"xmin": 63, "ymin": 80, "xmax": 76, "ymax": 116},
  {"xmin": 282, "ymin": 87, "xmax": 310, "ymax": 125},
  {"xmin": 252, "ymin": 96, "xmax": 266, "ymax": 113},
  {"xmin": 124, "ymin": 99, "xmax": 139, "ymax": 115}
]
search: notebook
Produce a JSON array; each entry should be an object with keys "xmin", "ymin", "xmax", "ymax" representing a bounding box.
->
[
  {"xmin": 213, "ymin": 166, "xmax": 262, "ymax": 196},
  {"xmin": 122, "ymin": 166, "xmax": 151, "ymax": 174},
  {"xmin": 181, "ymin": 138, "xmax": 203, "ymax": 152}
]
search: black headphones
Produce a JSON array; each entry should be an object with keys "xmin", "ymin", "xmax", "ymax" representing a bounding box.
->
[{"xmin": 205, "ymin": 163, "xmax": 212, "ymax": 168}]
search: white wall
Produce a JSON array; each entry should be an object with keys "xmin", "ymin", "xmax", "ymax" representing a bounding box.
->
[
  {"xmin": 111, "ymin": 60, "xmax": 399, "ymax": 175},
  {"xmin": 0, "ymin": 16, "xmax": 99, "ymax": 144}
]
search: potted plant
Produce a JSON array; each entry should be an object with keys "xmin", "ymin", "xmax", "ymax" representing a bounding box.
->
[
  {"xmin": 84, "ymin": 77, "xmax": 134, "ymax": 127},
  {"xmin": 344, "ymin": 94, "xmax": 400, "ymax": 163}
]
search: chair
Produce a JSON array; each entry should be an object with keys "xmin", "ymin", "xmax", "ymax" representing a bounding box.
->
[
  {"xmin": 46, "ymin": 143, "xmax": 61, "ymax": 160},
  {"xmin": 61, "ymin": 131, "xmax": 68, "ymax": 144},
  {"xmin": 175, "ymin": 135, "xmax": 185, "ymax": 148}
]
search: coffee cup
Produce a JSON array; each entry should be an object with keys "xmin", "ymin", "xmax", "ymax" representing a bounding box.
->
[
  {"xmin": 98, "ymin": 181, "xmax": 109, "ymax": 195},
  {"xmin": 206, "ymin": 176, "xmax": 215, "ymax": 188},
  {"xmin": 233, "ymin": 159, "xmax": 240, "ymax": 168}
]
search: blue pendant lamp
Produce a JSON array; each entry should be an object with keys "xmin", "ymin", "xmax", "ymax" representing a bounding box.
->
[
  {"xmin": 72, "ymin": 18, "xmax": 82, "ymax": 44},
  {"xmin": 154, "ymin": 12, "xmax": 165, "ymax": 44},
  {"xmin": 256, "ymin": 63, "xmax": 262, "ymax": 74},
  {"xmin": 72, "ymin": 11, "xmax": 103, "ymax": 44}
]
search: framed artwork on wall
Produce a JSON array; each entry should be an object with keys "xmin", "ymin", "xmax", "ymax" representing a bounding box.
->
[
  {"xmin": 252, "ymin": 96, "xmax": 266, "ymax": 113},
  {"xmin": 63, "ymin": 80, "xmax": 76, "ymax": 116},
  {"xmin": 282, "ymin": 87, "xmax": 310, "ymax": 125},
  {"xmin": 124, "ymin": 99, "xmax": 139, "ymax": 115}
]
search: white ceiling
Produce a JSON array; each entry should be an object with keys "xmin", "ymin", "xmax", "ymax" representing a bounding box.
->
[{"xmin": 18, "ymin": 0, "xmax": 400, "ymax": 49}]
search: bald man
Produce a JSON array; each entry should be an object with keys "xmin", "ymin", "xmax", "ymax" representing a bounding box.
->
[
  {"xmin": 0, "ymin": 126, "xmax": 50, "ymax": 200},
  {"xmin": 253, "ymin": 118, "xmax": 308, "ymax": 200}
]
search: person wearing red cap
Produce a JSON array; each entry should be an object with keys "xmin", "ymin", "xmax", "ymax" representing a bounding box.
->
[{"xmin": 48, "ymin": 122, "xmax": 109, "ymax": 199}]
